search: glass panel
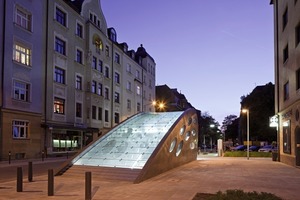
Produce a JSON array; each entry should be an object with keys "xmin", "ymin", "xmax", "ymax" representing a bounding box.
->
[{"xmin": 73, "ymin": 111, "xmax": 183, "ymax": 169}]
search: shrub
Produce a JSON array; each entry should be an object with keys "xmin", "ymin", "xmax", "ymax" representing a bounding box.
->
[{"xmin": 193, "ymin": 190, "xmax": 283, "ymax": 200}]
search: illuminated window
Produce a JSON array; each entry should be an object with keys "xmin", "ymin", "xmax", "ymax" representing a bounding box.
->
[
  {"xmin": 54, "ymin": 97, "xmax": 65, "ymax": 114},
  {"xmin": 137, "ymin": 86, "xmax": 141, "ymax": 95},
  {"xmin": 12, "ymin": 120, "xmax": 29, "ymax": 139},
  {"xmin": 15, "ymin": 7, "xmax": 32, "ymax": 31},
  {"xmin": 13, "ymin": 43, "xmax": 31, "ymax": 66},
  {"xmin": 13, "ymin": 81, "xmax": 30, "ymax": 102}
]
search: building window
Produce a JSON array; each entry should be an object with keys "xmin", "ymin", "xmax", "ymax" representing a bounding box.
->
[
  {"xmin": 296, "ymin": 23, "xmax": 300, "ymax": 47},
  {"xmin": 55, "ymin": 37, "xmax": 66, "ymax": 55},
  {"xmin": 13, "ymin": 81, "xmax": 30, "ymax": 102},
  {"xmin": 282, "ymin": 8, "xmax": 288, "ymax": 31},
  {"xmin": 137, "ymin": 86, "xmax": 141, "ymax": 95},
  {"xmin": 76, "ymin": 103, "xmax": 82, "ymax": 118},
  {"xmin": 114, "ymin": 92, "xmax": 120, "ymax": 103},
  {"xmin": 297, "ymin": 69, "xmax": 300, "ymax": 90},
  {"xmin": 54, "ymin": 97, "xmax": 65, "ymax": 114},
  {"xmin": 98, "ymin": 60, "xmax": 103, "ymax": 72},
  {"xmin": 283, "ymin": 45, "xmax": 289, "ymax": 63},
  {"xmin": 15, "ymin": 7, "xmax": 32, "ymax": 31},
  {"xmin": 76, "ymin": 75, "xmax": 82, "ymax": 90},
  {"xmin": 105, "ymin": 110, "xmax": 109, "ymax": 122},
  {"xmin": 105, "ymin": 45, "xmax": 109, "ymax": 57},
  {"xmin": 114, "ymin": 113, "xmax": 120, "ymax": 124},
  {"xmin": 137, "ymin": 103, "xmax": 141, "ymax": 112},
  {"xmin": 104, "ymin": 88, "xmax": 109, "ymax": 99},
  {"xmin": 56, "ymin": 7, "xmax": 66, "ymax": 26},
  {"xmin": 136, "ymin": 70, "xmax": 140, "ymax": 80},
  {"xmin": 126, "ymin": 64, "xmax": 131, "ymax": 73},
  {"xmin": 114, "ymin": 53, "xmax": 120, "ymax": 64},
  {"xmin": 91, "ymin": 81, "xmax": 97, "ymax": 94},
  {"xmin": 98, "ymin": 83, "xmax": 102, "ymax": 96},
  {"xmin": 76, "ymin": 49, "xmax": 83, "ymax": 64},
  {"xmin": 114, "ymin": 72, "xmax": 120, "ymax": 84},
  {"xmin": 98, "ymin": 107, "xmax": 102, "ymax": 120},
  {"xmin": 283, "ymin": 120, "xmax": 291, "ymax": 154},
  {"xmin": 13, "ymin": 43, "xmax": 31, "ymax": 66},
  {"xmin": 92, "ymin": 57, "xmax": 97, "ymax": 69},
  {"xmin": 76, "ymin": 23, "xmax": 83, "ymax": 38},
  {"xmin": 126, "ymin": 81, "xmax": 132, "ymax": 91},
  {"xmin": 12, "ymin": 120, "xmax": 29, "ymax": 139},
  {"xmin": 92, "ymin": 106, "xmax": 97, "ymax": 119},
  {"xmin": 284, "ymin": 81, "xmax": 289, "ymax": 101},
  {"xmin": 54, "ymin": 67, "xmax": 65, "ymax": 84},
  {"xmin": 127, "ymin": 99, "xmax": 131, "ymax": 109},
  {"xmin": 104, "ymin": 66, "xmax": 109, "ymax": 78}
]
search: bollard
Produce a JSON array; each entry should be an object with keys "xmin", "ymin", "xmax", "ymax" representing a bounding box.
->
[
  {"xmin": 28, "ymin": 161, "xmax": 33, "ymax": 182},
  {"xmin": 8, "ymin": 151, "xmax": 11, "ymax": 164},
  {"xmin": 85, "ymin": 172, "xmax": 92, "ymax": 200},
  {"xmin": 48, "ymin": 169, "xmax": 54, "ymax": 196},
  {"xmin": 17, "ymin": 167, "xmax": 23, "ymax": 192},
  {"xmin": 42, "ymin": 151, "xmax": 45, "ymax": 161}
]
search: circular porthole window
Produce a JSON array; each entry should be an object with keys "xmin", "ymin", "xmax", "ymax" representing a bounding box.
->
[
  {"xmin": 185, "ymin": 131, "xmax": 191, "ymax": 141},
  {"xmin": 193, "ymin": 117, "xmax": 197, "ymax": 124},
  {"xmin": 176, "ymin": 140, "xmax": 184, "ymax": 157},
  {"xmin": 190, "ymin": 141, "xmax": 196, "ymax": 150},
  {"xmin": 169, "ymin": 138, "xmax": 177, "ymax": 153},
  {"xmin": 180, "ymin": 125, "xmax": 186, "ymax": 136},
  {"xmin": 191, "ymin": 129, "xmax": 196, "ymax": 136}
]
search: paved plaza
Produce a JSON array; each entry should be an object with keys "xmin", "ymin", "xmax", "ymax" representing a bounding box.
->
[{"xmin": 1, "ymin": 155, "xmax": 300, "ymax": 200}]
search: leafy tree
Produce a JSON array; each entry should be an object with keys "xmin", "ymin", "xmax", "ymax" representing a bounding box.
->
[
  {"xmin": 199, "ymin": 112, "xmax": 220, "ymax": 147},
  {"xmin": 240, "ymin": 82, "xmax": 277, "ymax": 143},
  {"xmin": 222, "ymin": 115, "xmax": 239, "ymax": 142}
]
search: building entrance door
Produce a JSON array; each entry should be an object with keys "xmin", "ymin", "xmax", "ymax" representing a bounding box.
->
[{"xmin": 296, "ymin": 126, "xmax": 300, "ymax": 166}]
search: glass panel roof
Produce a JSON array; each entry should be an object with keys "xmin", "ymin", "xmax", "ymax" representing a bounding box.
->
[{"xmin": 73, "ymin": 111, "xmax": 183, "ymax": 169}]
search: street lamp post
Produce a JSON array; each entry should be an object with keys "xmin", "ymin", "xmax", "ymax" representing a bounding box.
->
[{"xmin": 242, "ymin": 109, "xmax": 250, "ymax": 160}]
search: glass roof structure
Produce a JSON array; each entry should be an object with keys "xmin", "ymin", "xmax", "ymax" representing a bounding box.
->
[{"xmin": 72, "ymin": 111, "xmax": 184, "ymax": 169}]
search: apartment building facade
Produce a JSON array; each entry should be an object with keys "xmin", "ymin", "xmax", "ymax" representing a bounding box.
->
[
  {"xmin": 271, "ymin": 0, "xmax": 300, "ymax": 166},
  {"xmin": 0, "ymin": 0, "xmax": 156, "ymax": 160},
  {"xmin": 0, "ymin": 0, "xmax": 46, "ymax": 160}
]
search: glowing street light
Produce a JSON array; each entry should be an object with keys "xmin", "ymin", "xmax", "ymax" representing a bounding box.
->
[{"xmin": 242, "ymin": 109, "xmax": 250, "ymax": 160}]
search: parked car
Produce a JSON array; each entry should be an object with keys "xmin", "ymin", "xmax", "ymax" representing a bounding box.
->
[
  {"xmin": 258, "ymin": 145, "xmax": 277, "ymax": 152},
  {"xmin": 231, "ymin": 145, "xmax": 246, "ymax": 151},
  {"xmin": 244, "ymin": 145, "xmax": 261, "ymax": 152}
]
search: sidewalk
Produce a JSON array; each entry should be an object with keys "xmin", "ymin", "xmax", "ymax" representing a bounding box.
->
[{"xmin": 1, "ymin": 156, "xmax": 300, "ymax": 200}]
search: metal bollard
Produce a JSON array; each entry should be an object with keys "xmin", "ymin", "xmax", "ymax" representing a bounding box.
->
[
  {"xmin": 17, "ymin": 167, "xmax": 23, "ymax": 192},
  {"xmin": 48, "ymin": 169, "xmax": 54, "ymax": 196},
  {"xmin": 8, "ymin": 151, "xmax": 11, "ymax": 164},
  {"xmin": 85, "ymin": 172, "xmax": 92, "ymax": 200},
  {"xmin": 28, "ymin": 161, "xmax": 33, "ymax": 182}
]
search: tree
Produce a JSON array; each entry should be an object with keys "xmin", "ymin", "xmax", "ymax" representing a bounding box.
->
[
  {"xmin": 221, "ymin": 115, "xmax": 239, "ymax": 142},
  {"xmin": 240, "ymin": 82, "xmax": 276, "ymax": 143},
  {"xmin": 199, "ymin": 112, "xmax": 220, "ymax": 148}
]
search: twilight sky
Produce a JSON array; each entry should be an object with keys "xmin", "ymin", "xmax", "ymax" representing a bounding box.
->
[{"xmin": 101, "ymin": 0, "xmax": 274, "ymax": 124}]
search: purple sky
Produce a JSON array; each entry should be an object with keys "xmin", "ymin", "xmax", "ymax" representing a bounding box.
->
[{"xmin": 101, "ymin": 0, "xmax": 274, "ymax": 124}]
